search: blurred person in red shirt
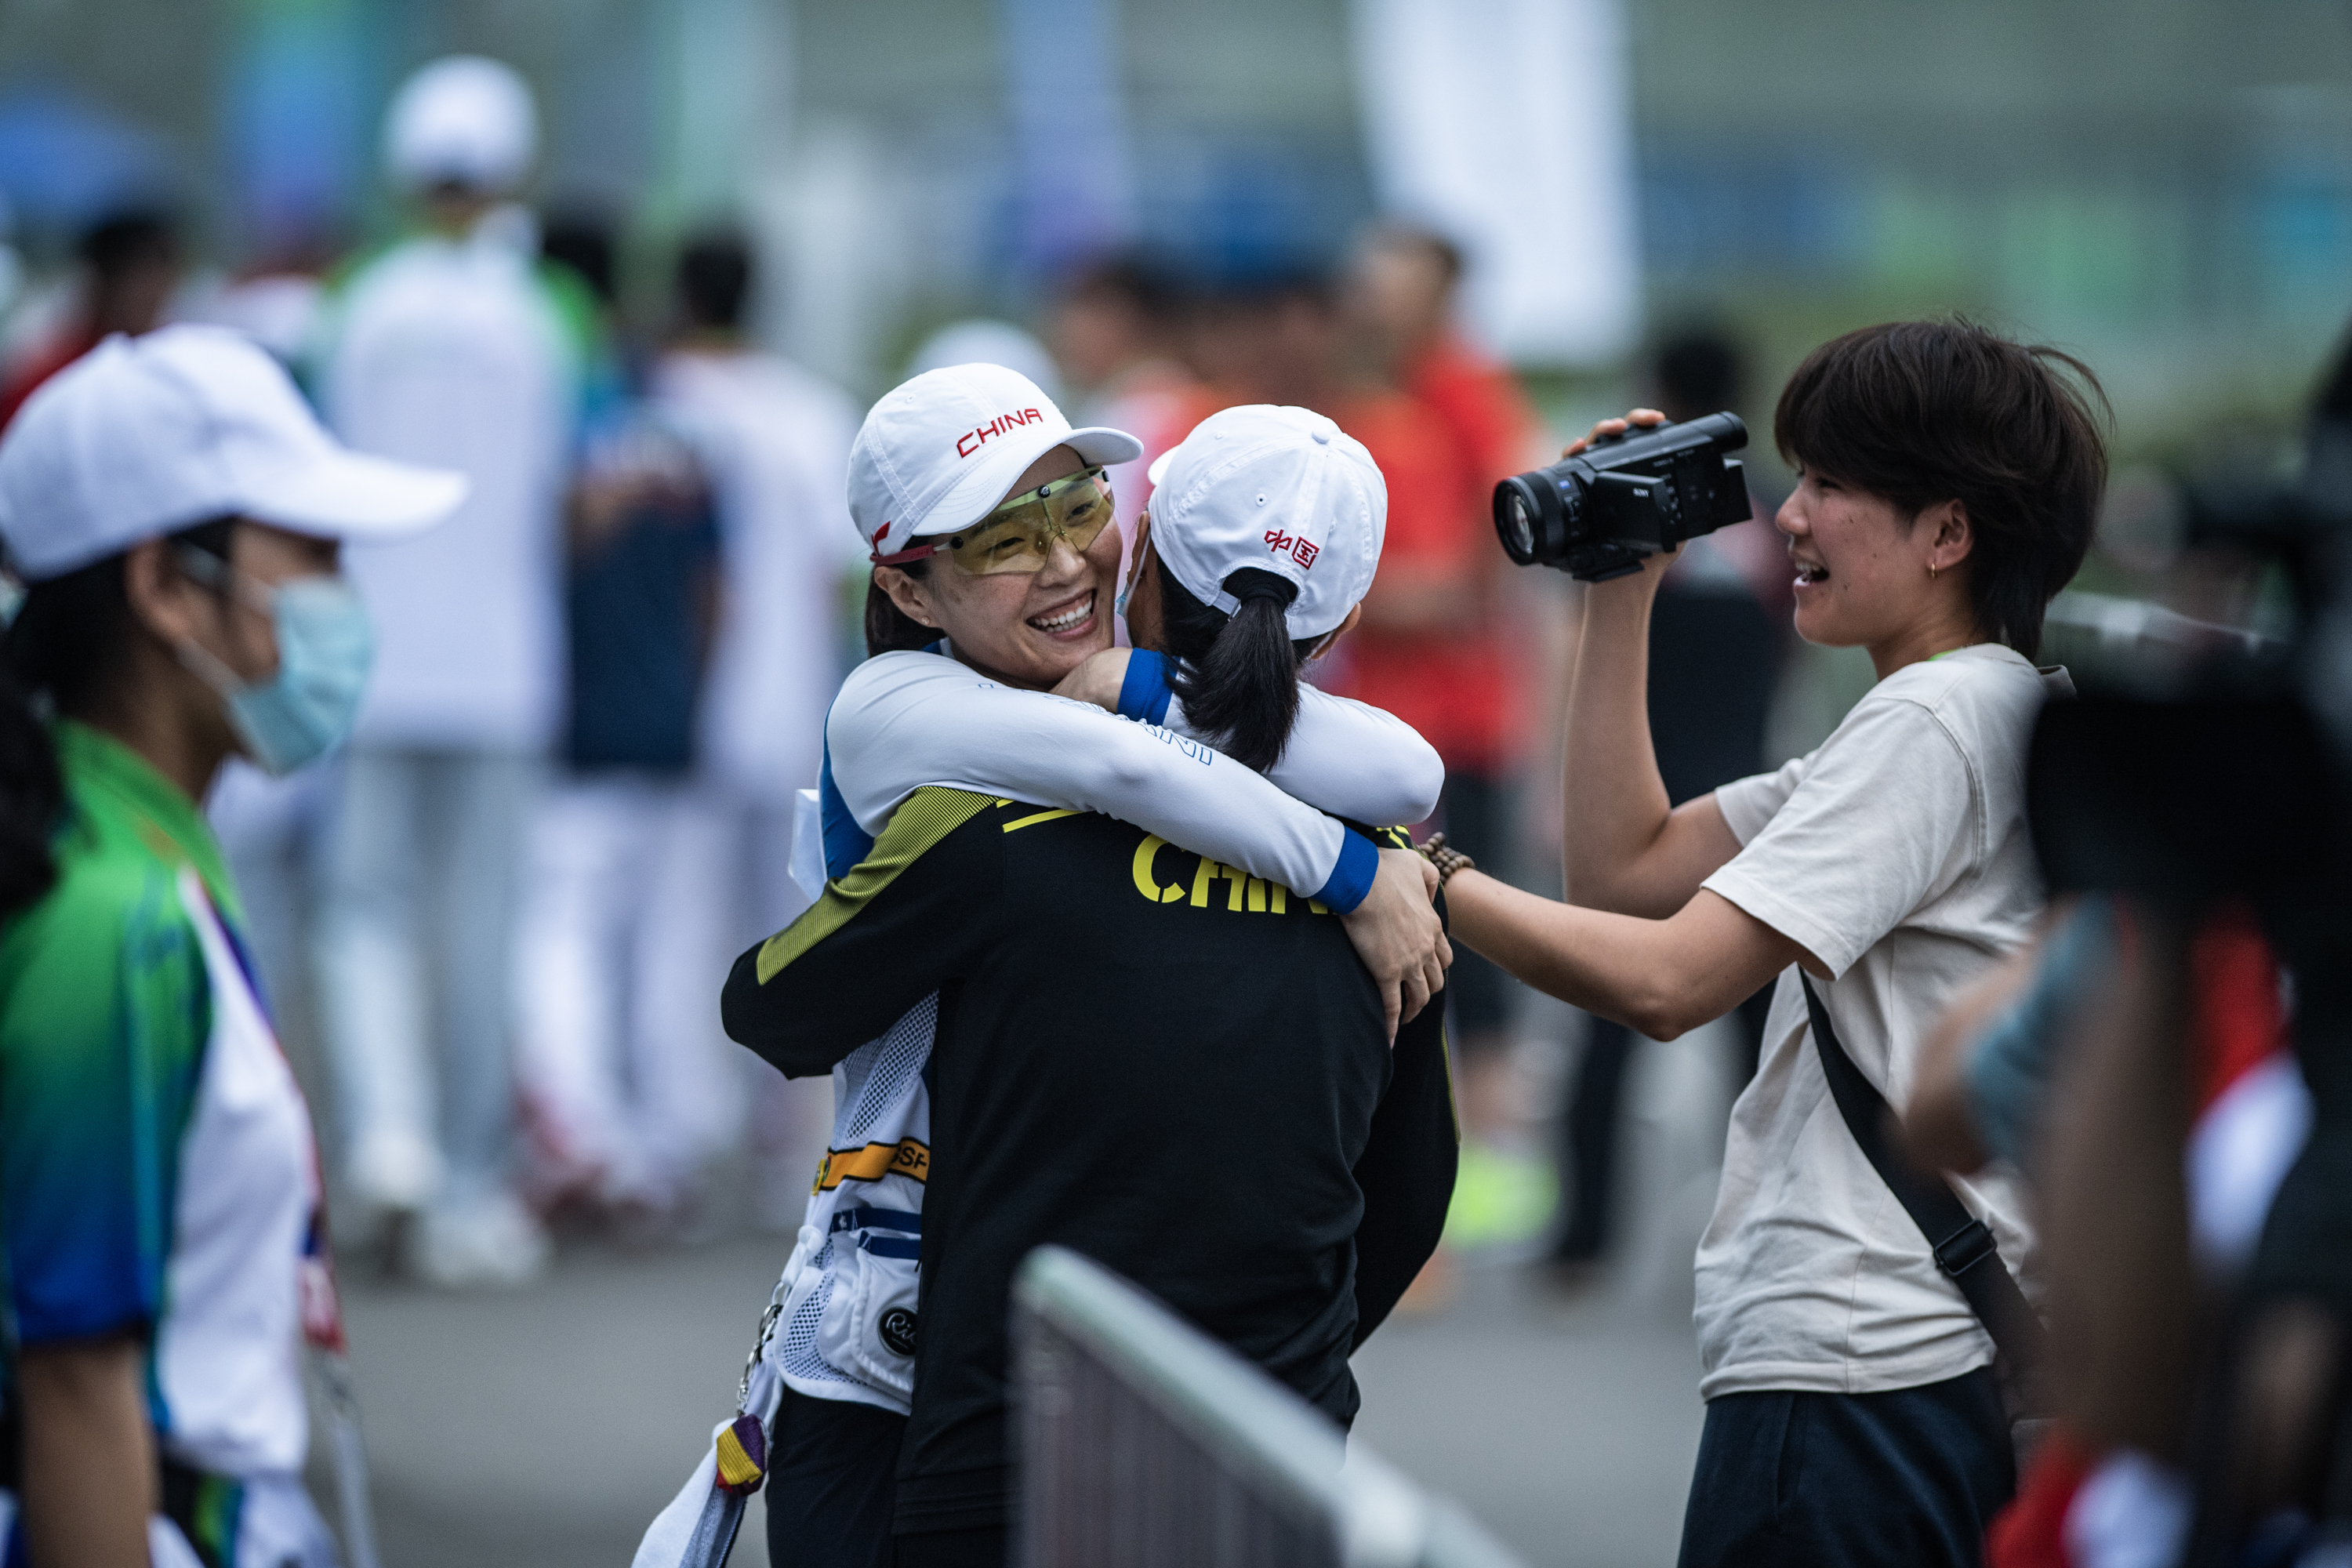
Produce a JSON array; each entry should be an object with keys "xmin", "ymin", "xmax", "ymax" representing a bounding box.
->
[
  {"xmin": 1351, "ymin": 223, "xmax": 1546, "ymax": 496},
  {"xmin": 1051, "ymin": 254, "xmax": 1203, "ymax": 621},
  {"xmin": 1176, "ymin": 265, "xmax": 1525, "ymax": 793},
  {"xmin": 1347, "ymin": 237, "xmax": 1544, "ymax": 1176},
  {"xmin": 1052, "ymin": 253, "xmax": 1201, "ymax": 509},
  {"xmin": 1172, "ymin": 262, "xmax": 1539, "ymax": 1260},
  {"xmin": 0, "ymin": 209, "xmax": 181, "ymax": 432}
]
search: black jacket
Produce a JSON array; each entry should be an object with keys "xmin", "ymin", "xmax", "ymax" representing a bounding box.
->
[{"xmin": 724, "ymin": 788, "xmax": 1457, "ymax": 1534}]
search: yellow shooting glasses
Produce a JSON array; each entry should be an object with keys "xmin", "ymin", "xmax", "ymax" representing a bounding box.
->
[{"xmin": 879, "ymin": 467, "xmax": 1115, "ymax": 576}]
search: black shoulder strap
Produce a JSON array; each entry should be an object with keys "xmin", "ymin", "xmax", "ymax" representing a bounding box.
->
[{"xmin": 1801, "ymin": 974, "xmax": 2049, "ymax": 1376}]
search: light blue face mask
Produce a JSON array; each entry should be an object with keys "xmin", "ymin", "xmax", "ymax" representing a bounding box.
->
[{"xmin": 176, "ymin": 554, "xmax": 375, "ymax": 777}]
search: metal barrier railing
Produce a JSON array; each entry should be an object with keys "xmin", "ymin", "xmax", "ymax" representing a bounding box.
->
[{"xmin": 1012, "ymin": 1246, "xmax": 1526, "ymax": 1568}]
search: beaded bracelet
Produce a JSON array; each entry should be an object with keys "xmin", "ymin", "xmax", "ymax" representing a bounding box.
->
[{"xmin": 1414, "ymin": 832, "xmax": 1476, "ymax": 887}]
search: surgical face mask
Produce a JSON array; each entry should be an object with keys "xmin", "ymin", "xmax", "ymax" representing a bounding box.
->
[{"xmin": 175, "ymin": 550, "xmax": 374, "ymax": 777}]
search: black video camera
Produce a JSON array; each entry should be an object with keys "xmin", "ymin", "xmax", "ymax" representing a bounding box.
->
[{"xmin": 1491, "ymin": 412, "xmax": 1753, "ymax": 582}]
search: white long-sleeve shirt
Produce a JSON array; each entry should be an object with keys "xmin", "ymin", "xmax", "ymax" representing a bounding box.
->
[{"xmin": 820, "ymin": 647, "xmax": 1443, "ymax": 910}]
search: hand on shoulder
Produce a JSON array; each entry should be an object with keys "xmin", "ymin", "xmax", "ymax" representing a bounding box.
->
[{"xmin": 1050, "ymin": 648, "xmax": 1131, "ymax": 713}]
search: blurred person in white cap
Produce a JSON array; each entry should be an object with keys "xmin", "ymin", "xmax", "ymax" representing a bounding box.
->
[
  {"xmin": 0, "ymin": 325, "xmax": 461, "ymax": 1566},
  {"xmin": 903, "ymin": 319, "xmax": 1065, "ymax": 407},
  {"xmin": 636, "ymin": 385, "xmax": 1449, "ymax": 1568},
  {"xmin": 701, "ymin": 398, "xmax": 1457, "ymax": 1568},
  {"xmin": 308, "ymin": 55, "xmax": 601, "ymax": 1285}
]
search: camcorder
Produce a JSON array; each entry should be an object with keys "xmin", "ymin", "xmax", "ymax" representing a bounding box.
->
[{"xmin": 1491, "ymin": 412, "xmax": 1752, "ymax": 582}]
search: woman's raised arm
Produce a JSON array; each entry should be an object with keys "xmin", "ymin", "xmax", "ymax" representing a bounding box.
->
[{"xmin": 1563, "ymin": 562, "xmax": 1747, "ymax": 917}]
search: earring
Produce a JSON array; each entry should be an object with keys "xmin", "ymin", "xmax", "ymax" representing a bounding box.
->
[{"xmin": 1929, "ymin": 561, "xmax": 1939, "ymax": 581}]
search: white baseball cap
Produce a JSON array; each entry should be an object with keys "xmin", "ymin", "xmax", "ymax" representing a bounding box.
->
[
  {"xmin": 849, "ymin": 363, "xmax": 1142, "ymax": 561},
  {"xmin": 1142, "ymin": 405, "xmax": 1386, "ymax": 641},
  {"xmin": 383, "ymin": 56, "xmax": 538, "ymax": 195},
  {"xmin": 0, "ymin": 326, "xmax": 466, "ymax": 581}
]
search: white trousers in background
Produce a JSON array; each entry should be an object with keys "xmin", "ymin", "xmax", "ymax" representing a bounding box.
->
[
  {"xmin": 514, "ymin": 775, "xmax": 746, "ymax": 1210},
  {"xmin": 314, "ymin": 748, "xmax": 533, "ymax": 1210}
]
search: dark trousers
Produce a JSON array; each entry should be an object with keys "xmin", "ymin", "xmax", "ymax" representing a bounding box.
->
[
  {"xmin": 893, "ymin": 1526, "xmax": 1007, "ymax": 1566},
  {"xmin": 764, "ymin": 1387, "xmax": 905, "ymax": 1568},
  {"xmin": 1676, "ymin": 1367, "xmax": 2016, "ymax": 1568}
]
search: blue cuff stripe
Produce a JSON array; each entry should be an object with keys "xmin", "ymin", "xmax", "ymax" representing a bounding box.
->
[
  {"xmin": 1116, "ymin": 649, "xmax": 1174, "ymax": 725},
  {"xmin": 1312, "ymin": 829, "xmax": 1380, "ymax": 914}
]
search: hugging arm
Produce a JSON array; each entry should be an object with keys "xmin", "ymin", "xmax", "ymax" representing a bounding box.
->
[
  {"xmin": 723, "ymin": 789, "xmax": 1003, "ymax": 1076},
  {"xmin": 831, "ymin": 654, "xmax": 1378, "ymax": 909},
  {"xmin": 1103, "ymin": 650, "xmax": 1446, "ymax": 827},
  {"xmin": 830, "ymin": 655, "xmax": 1448, "ymax": 1033}
]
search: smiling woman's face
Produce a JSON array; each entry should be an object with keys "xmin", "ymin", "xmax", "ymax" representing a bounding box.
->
[
  {"xmin": 873, "ymin": 444, "xmax": 1119, "ymax": 689},
  {"xmin": 1777, "ymin": 468, "xmax": 1955, "ymax": 655}
]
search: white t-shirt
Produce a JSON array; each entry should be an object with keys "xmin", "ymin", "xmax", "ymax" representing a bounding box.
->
[
  {"xmin": 320, "ymin": 226, "xmax": 579, "ymax": 749},
  {"xmin": 651, "ymin": 348, "xmax": 866, "ymax": 804},
  {"xmin": 1693, "ymin": 643, "xmax": 2072, "ymax": 1400}
]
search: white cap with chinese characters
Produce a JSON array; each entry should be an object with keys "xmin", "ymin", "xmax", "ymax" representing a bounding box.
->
[{"xmin": 1144, "ymin": 404, "xmax": 1386, "ymax": 641}]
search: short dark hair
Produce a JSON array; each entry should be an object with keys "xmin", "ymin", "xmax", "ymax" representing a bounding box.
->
[
  {"xmin": 1064, "ymin": 252, "xmax": 1183, "ymax": 323},
  {"xmin": 1774, "ymin": 318, "xmax": 2109, "ymax": 661},
  {"xmin": 78, "ymin": 209, "xmax": 178, "ymax": 282},
  {"xmin": 678, "ymin": 230, "xmax": 753, "ymax": 331},
  {"xmin": 539, "ymin": 210, "xmax": 619, "ymax": 306},
  {"xmin": 1655, "ymin": 328, "xmax": 1743, "ymax": 419},
  {"xmin": 1367, "ymin": 222, "xmax": 1465, "ymax": 289}
]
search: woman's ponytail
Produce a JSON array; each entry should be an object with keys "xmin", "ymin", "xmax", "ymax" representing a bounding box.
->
[{"xmin": 1161, "ymin": 562, "xmax": 1314, "ymax": 773}]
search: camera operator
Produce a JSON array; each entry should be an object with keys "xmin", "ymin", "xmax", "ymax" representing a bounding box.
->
[{"xmin": 1443, "ymin": 319, "xmax": 2107, "ymax": 1566}]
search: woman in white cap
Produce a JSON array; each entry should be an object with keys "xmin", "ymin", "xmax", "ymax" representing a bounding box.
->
[
  {"xmin": 637, "ymin": 380, "xmax": 1446, "ymax": 1568},
  {"xmin": 0, "ymin": 325, "xmax": 461, "ymax": 1567}
]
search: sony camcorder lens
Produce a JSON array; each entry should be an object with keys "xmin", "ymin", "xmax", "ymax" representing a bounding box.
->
[{"xmin": 1502, "ymin": 489, "xmax": 1536, "ymax": 562}]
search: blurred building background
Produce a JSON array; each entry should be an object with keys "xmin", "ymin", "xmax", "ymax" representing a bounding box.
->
[{"xmin": 3, "ymin": 0, "xmax": 2347, "ymax": 437}]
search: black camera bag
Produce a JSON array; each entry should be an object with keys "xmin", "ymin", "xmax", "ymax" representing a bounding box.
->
[{"xmin": 1799, "ymin": 975, "xmax": 2052, "ymax": 1450}]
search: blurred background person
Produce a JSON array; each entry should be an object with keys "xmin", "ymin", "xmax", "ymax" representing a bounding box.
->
[
  {"xmin": 310, "ymin": 55, "xmax": 595, "ymax": 1287},
  {"xmin": 903, "ymin": 317, "xmax": 1063, "ymax": 405},
  {"xmin": 1159, "ymin": 256, "xmax": 1546, "ymax": 1260},
  {"xmin": 1545, "ymin": 327, "xmax": 1791, "ymax": 1287},
  {"xmin": 1325, "ymin": 241, "xmax": 1549, "ymax": 1254},
  {"xmin": 512, "ymin": 214, "xmax": 731, "ymax": 1238},
  {"xmin": 646, "ymin": 228, "xmax": 864, "ymax": 1226},
  {"xmin": 1050, "ymin": 252, "xmax": 1203, "ymax": 545},
  {"xmin": 1349, "ymin": 223, "xmax": 1546, "ymax": 502},
  {"xmin": 0, "ymin": 207, "xmax": 182, "ymax": 430}
]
